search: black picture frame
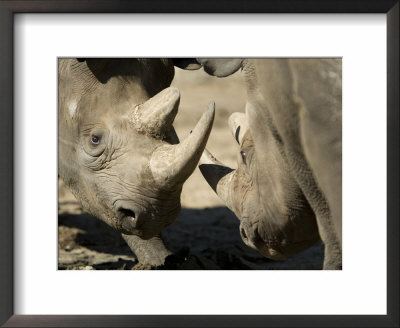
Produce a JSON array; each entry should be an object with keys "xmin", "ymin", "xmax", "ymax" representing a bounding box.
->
[{"xmin": 1, "ymin": 1, "xmax": 398, "ymax": 327}]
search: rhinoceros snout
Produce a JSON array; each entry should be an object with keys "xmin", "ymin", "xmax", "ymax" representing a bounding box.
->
[{"xmin": 239, "ymin": 221, "xmax": 286, "ymax": 261}]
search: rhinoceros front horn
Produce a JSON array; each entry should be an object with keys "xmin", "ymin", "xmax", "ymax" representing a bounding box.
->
[
  {"xmin": 131, "ymin": 87, "xmax": 180, "ymax": 139},
  {"xmin": 150, "ymin": 101, "xmax": 215, "ymax": 188},
  {"xmin": 199, "ymin": 149, "xmax": 235, "ymax": 210}
]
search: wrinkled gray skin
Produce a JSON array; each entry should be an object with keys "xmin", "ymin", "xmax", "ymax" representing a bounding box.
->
[
  {"xmin": 58, "ymin": 58, "xmax": 215, "ymax": 268},
  {"xmin": 195, "ymin": 58, "xmax": 342, "ymax": 269}
]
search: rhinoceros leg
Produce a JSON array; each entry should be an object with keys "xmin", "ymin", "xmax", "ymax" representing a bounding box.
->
[
  {"xmin": 122, "ymin": 234, "xmax": 172, "ymax": 269},
  {"xmin": 322, "ymin": 234, "xmax": 342, "ymax": 270}
]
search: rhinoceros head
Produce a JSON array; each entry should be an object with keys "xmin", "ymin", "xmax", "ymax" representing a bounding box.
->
[
  {"xmin": 199, "ymin": 104, "xmax": 319, "ymax": 260},
  {"xmin": 59, "ymin": 59, "xmax": 214, "ymax": 239}
]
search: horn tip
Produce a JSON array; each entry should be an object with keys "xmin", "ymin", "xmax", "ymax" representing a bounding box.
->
[
  {"xmin": 199, "ymin": 148, "xmax": 216, "ymax": 165},
  {"xmin": 165, "ymin": 86, "xmax": 180, "ymax": 101},
  {"xmin": 229, "ymin": 112, "xmax": 245, "ymax": 122},
  {"xmin": 206, "ymin": 101, "xmax": 216, "ymax": 121},
  {"xmin": 208, "ymin": 100, "xmax": 216, "ymax": 111},
  {"xmin": 228, "ymin": 112, "xmax": 243, "ymax": 130},
  {"xmin": 168, "ymin": 86, "xmax": 180, "ymax": 94}
]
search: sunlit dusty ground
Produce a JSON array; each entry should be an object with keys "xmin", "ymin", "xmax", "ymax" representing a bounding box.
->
[{"xmin": 58, "ymin": 66, "xmax": 324, "ymax": 270}]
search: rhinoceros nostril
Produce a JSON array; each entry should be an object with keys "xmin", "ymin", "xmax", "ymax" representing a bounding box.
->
[
  {"xmin": 118, "ymin": 208, "xmax": 138, "ymax": 232},
  {"xmin": 240, "ymin": 227, "xmax": 248, "ymax": 240},
  {"xmin": 118, "ymin": 208, "xmax": 136, "ymax": 219}
]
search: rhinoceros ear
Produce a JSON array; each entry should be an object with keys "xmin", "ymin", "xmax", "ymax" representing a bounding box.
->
[
  {"xmin": 172, "ymin": 58, "xmax": 202, "ymax": 70},
  {"xmin": 131, "ymin": 87, "xmax": 180, "ymax": 139},
  {"xmin": 196, "ymin": 59, "xmax": 243, "ymax": 77}
]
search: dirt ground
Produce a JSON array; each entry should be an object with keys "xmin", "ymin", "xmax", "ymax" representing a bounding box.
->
[{"xmin": 58, "ymin": 66, "xmax": 324, "ymax": 270}]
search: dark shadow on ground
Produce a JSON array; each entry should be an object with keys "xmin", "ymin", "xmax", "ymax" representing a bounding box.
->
[{"xmin": 58, "ymin": 206, "xmax": 324, "ymax": 270}]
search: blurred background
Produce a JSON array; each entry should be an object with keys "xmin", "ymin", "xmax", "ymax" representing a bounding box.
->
[
  {"xmin": 58, "ymin": 64, "xmax": 324, "ymax": 270},
  {"xmin": 172, "ymin": 66, "xmax": 246, "ymax": 208}
]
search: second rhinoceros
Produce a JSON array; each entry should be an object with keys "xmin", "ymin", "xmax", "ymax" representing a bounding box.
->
[{"xmin": 196, "ymin": 58, "xmax": 342, "ymax": 269}]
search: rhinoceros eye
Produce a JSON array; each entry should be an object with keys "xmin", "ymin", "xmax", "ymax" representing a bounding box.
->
[
  {"xmin": 82, "ymin": 126, "xmax": 108, "ymax": 158},
  {"xmin": 90, "ymin": 134, "xmax": 101, "ymax": 145},
  {"xmin": 240, "ymin": 150, "xmax": 247, "ymax": 164}
]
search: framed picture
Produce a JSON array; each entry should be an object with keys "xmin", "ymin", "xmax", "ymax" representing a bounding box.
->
[{"xmin": 1, "ymin": 1, "xmax": 398, "ymax": 327}]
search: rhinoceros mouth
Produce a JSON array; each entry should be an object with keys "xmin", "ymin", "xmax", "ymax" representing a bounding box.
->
[{"xmin": 239, "ymin": 220, "xmax": 287, "ymax": 261}]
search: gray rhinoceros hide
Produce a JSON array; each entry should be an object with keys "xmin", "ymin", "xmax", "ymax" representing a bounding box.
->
[
  {"xmin": 58, "ymin": 58, "xmax": 215, "ymax": 267},
  {"xmin": 198, "ymin": 58, "xmax": 342, "ymax": 269}
]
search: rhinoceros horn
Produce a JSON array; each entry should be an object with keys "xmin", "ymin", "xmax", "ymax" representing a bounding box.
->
[
  {"xmin": 150, "ymin": 101, "xmax": 215, "ymax": 188},
  {"xmin": 228, "ymin": 112, "xmax": 249, "ymax": 144},
  {"xmin": 131, "ymin": 87, "xmax": 180, "ymax": 139},
  {"xmin": 199, "ymin": 149, "xmax": 235, "ymax": 210},
  {"xmin": 199, "ymin": 111, "xmax": 252, "ymax": 209}
]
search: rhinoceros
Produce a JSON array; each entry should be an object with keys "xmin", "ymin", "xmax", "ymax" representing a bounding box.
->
[
  {"xmin": 189, "ymin": 58, "xmax": 342, "ymax": 269},
  {"xmin": 58, "ymin": 58, "xmax": 215, "ymax": 268}
]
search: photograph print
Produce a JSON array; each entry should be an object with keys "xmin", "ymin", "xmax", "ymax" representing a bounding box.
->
[{"xmin": 58, "ymin": 58, "xmax": 342, "ymax": 270}]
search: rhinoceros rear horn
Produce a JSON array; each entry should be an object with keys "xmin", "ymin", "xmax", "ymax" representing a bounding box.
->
[
  {"xmin": 150, "ymin": 101, "xmax": 215, "ymax": 188},
  {"xmin": 131, "ymin": 87, "xmax": 180, "ymax": 139},
  {"xmin": 228, "ymin": 112, "xmax": 249, "ymax": 145}
]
